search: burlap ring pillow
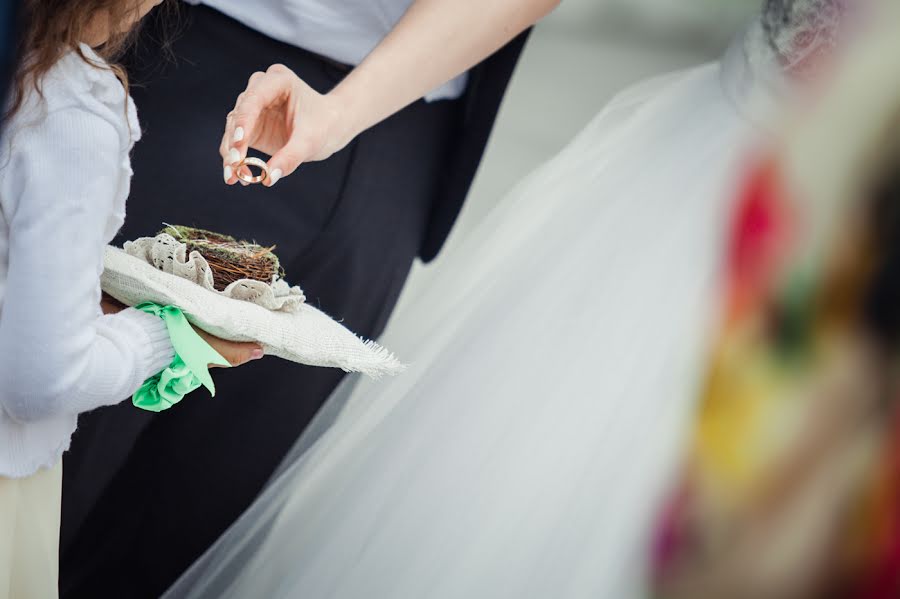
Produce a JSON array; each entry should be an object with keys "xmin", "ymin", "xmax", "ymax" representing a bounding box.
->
[{"xmin": 101, "ymin": 231, "xmax": 403, "ymax": 378}]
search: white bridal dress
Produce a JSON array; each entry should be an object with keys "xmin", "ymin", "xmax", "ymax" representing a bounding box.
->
[{"xmin": 166, "ymin": 22, "xmax": 785, "ymax": 599}]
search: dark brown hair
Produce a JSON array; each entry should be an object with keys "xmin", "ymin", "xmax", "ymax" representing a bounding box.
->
[{"xmin": 4, "ymin": 0, "xmax": 154, "ymax": 124}]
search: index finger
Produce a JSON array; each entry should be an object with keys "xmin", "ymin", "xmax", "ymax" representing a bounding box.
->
[{"xmin": 220, "ymin": 65, "xmax": 297, "ymax": 164}]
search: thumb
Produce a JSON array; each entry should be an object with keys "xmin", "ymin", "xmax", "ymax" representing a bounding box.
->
[{"xmin": 265, "ymin": 141, "xmax": 310, "ymax": 187}]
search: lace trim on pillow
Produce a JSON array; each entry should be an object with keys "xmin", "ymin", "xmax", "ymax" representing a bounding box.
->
[{"xmin": 124, "ymin": 234, "xmax": 306, "ymax": 313}]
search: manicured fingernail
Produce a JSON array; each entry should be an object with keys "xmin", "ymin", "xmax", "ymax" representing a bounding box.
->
[
  {"xmin": 269, "ymin": 168, "xmax": 283, "ymax": 185},
  {"xmin": 251, "ymin": 348, "xmax": 264, "ymax": 360},
  {"xmin": 239, "ymin": 179, "xmax": 249, "ymax": 187},
  {"xmin": 223, "ymin": 165, "xmax": 233, "ymax": 182},
  {"xmin": 233, "ymin": 126, "xmax": 244, "ymax": 142},
  {"xmin": 228, "ymin": 147, "xmax": 241, "ymax": 164}
]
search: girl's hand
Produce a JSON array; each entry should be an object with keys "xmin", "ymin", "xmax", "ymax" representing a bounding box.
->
[
  {"xmin": 100, "ymin": 294, "xmax": 263, "ymax": 367},
  {"xmin": 193, "ymin": 328, "xmax": 264, "ymax": 368},
  {"xmin": 101, "ymin": 293, "xmax": 127, "ymax": 315},
  {"xmin": 221, "ymin": 64, "xmax": 355, "ymax": 188}
]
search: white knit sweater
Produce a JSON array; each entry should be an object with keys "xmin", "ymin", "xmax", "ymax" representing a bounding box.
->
[{"xmin": 0, "ymin": 45, "xmax": 175, "ymax": 478}]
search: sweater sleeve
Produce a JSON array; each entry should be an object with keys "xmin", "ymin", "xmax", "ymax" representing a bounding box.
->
[{"xmin": 0, "ymin": 108, "xmax": 175, "ymax": 423}]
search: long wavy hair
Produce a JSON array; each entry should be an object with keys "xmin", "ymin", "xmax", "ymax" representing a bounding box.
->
[{"xmin": 3, "ymin": 0, "xmax": 162, "ymax": 125}]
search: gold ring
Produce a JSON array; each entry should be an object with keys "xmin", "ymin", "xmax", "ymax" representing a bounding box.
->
[{"xmin": 237, "ymin": 157, "xmax": 269, "ymax": 184}]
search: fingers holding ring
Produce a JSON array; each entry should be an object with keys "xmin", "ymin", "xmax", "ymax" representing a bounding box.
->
[{"xmin": 235, "ymin": 157, "xmax": 269, "ymax": 185}]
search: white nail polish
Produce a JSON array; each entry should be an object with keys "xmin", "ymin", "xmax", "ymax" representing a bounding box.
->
[
  {"xmin": 239, "ymin": 179, "xmax": 249, "ymax": 187},
  {"xmin": 269, "ymin": 168, "xmax": 283, "ymax": 185},
  {"xmin": 233, "ymin": 127, "xmax": 245, "ymax": 142},
  {"xmin": 223, "ymin": 165, "xmax": 233, "ymax": 182},
  {"xmin": 228, "ymin": 148, "xmax": 241, "ymax": 164}
]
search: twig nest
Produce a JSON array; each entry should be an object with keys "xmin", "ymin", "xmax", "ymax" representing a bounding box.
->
[
  {"xmin": 124, "ymin": 226, "xmax": 305, "ymax": 313},
  {"xmin": 161, "ymin": 225, "xmax": 282, "ymax": 291}
]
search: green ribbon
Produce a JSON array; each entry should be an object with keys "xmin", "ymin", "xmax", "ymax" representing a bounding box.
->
[{"xmin": 132, "ymin": 302, "xmax": 229, "ymax": 412}]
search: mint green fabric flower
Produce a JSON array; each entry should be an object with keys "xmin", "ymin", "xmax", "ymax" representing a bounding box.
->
[{"xmin": 132, "ymin": 303, "xmax": 229, "ymax": 412}]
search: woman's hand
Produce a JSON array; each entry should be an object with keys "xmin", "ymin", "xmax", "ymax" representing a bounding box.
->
[
  {"xmin": 219, "ymin": 0, "xmax": 558, "ymax": 188},
  {"xmin": 221, "ymin": 64, "xmax": 356, "ymax": 187}
]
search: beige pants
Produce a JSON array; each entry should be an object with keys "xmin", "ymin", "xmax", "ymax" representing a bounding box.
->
[{"xmin": 0, "ymin": 462, "xmax": 62, "ymax": 599}]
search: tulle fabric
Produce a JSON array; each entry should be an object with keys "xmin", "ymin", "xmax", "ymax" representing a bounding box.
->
[{"xmin": 166, "ymin": 25, "xmax": 780, "ymax": 599}]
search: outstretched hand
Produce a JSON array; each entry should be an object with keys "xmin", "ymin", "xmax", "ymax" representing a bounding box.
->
[
  {"xmin": 220, "ymin": 64, "xmax": 354, "ymax": 187},
  {"xmin": 219, "ymin": 0, "xmax": 559, "ymax": 188},
  {"xmin": 101, "ymin": 294, "xmax": 263, "ymax": 367},
  {"xmin": 192, "ymin": 327, "xmax": 264, "ymax": 368}
]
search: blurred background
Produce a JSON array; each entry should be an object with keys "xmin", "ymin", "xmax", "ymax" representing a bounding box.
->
[{"xmin": 392, "ymin": 0, "xmax": 761, "ymax": 322}]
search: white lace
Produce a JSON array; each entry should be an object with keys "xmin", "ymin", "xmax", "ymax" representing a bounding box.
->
[
  {"xmin": 762, "ymin": 0, "xmax": 847, "ymax": 71},
  {"xmin": 124, "ymin": 233, "xmax": 307, "ymax": 313}
]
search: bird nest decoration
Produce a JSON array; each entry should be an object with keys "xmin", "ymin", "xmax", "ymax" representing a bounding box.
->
[{"xmin": 161, "ymin": 225, "xmax": 284, "ymax": 292}]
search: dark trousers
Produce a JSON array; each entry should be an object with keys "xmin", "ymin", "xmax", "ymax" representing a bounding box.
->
[{"xmin": 60, "ymin": 6, "xmax": 460, "ymax": 597}]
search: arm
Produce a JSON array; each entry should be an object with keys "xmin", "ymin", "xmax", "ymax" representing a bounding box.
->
[
  {"xmin": 0, "ymin": 109, "xmax": 174, "ymax": 422},
  {"xmin": 221, "ymin": 0, "xmax": 559, "ymax": 185},
  {"xmin": 100, "ymin": 294, "xmax": 265, "ymax": 367}
]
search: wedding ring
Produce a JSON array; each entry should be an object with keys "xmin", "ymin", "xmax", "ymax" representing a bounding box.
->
[{"xmin": 236, "ymin": 157, "xmax": 269, "ymax": 185}]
